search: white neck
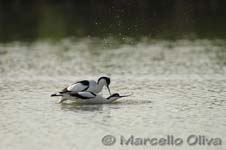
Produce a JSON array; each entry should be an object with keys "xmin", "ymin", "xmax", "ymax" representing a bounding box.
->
[{"xmin": 96, "ymin": 80, "xmax": 106, "ymax": 92}]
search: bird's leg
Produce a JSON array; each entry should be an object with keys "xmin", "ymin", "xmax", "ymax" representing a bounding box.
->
[{"xmin": 58, "ymin": 97, "xmax": 67, "ymax": 103}]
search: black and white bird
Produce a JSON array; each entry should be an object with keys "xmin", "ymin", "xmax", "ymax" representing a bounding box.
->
[
  {"xmin": 51, "ymin": 76, "xmax": 111, "ymax": 97},
  {"xmin": 51, "ymin": 91, "xmax": 131, "ymax": 104}
]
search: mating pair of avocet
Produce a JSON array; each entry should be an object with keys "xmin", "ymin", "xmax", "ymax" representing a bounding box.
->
[{"xmin": 51, "ymin": 76, "xmax": 131, "ymax": 104}]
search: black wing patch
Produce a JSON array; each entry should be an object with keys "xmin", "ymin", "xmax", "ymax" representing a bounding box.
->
[
  {"xmin": 60, "ymin": 80, "xmax": 89, "ymax": 94},
  {"xmin": 75, "ymin": 80, "xmax": 89, "ymax": 91},
  {"xmin": 76, "ymin": 80, "xmax": 89, "ymax": 85},
  {"xmin": 70, "ymin": 92, "xmax": 96, "ymax": 99}
]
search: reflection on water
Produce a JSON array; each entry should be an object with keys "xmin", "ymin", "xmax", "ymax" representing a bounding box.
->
[
  {"xmin": 60, "ymin": 100, "xmax": 153, "ymax": 113},
  {"xmin": 61, "ymin": 103, "xmax": 104, "ymax": 112},
  {"xmin": 0, "ymin": 38, "xmax": 226, "ymax": 150}
]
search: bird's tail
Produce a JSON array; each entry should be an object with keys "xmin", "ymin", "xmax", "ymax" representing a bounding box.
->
[{"xmin": 50, "ymin": 93, "xmax": 63, "ymax": 97}]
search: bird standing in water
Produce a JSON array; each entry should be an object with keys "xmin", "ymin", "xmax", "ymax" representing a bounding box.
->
[
  {"xmin": 51, "ymin": 76, "xmax": 112, "ymax": 102},
  {"xmin": 52, "ymin": 91, "xmax": 131, "ymax": 104}
]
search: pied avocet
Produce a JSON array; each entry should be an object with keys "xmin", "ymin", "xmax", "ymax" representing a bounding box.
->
[
  {"xmin": 51, "ymin": 76, "xmax": 111, "ymax": 97},
  {"xmin": 51, "ymin": 91, "xmax": 131, "ymax": 104}
]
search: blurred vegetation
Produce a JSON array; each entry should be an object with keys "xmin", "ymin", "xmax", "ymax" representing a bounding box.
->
[{"xmin": 0, "ymin": 0, "xmax": 226, "ymax": 42}]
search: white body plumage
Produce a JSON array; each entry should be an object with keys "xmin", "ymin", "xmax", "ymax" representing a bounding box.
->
[
  {"xmin": 56, "ymin": 92, "xmax": 130, "ymax": 104},
  {"xmin": 67, "ymin": 80, "xmax": 102, "ymax": 93},
  {"xmin": 51, "ymin": 76, "xmax": 111, "ymax": 97}
]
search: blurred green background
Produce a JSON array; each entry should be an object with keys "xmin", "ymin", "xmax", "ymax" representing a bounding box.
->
[{"xmin": 0, "ymin": 0, "xmax": 226, "ymax": 42}]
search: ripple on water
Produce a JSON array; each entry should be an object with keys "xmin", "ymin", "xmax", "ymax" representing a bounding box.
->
[{"xmin": 0, "ymin": 39, "xmax": 226, "ymax": 150}]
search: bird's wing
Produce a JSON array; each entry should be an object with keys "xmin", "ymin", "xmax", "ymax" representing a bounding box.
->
[
  {"xmin": 70, "ymin": 91, "xmax": 96, "ymax": 99},
  {"xmin": 60, "ymin": 80, "xmax": 89, "ymax": 93}
]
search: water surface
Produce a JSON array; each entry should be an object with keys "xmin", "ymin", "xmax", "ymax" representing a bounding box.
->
[{"xmin": 0, "ymin": 38, "xmax": 226, "ymax": 150}]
